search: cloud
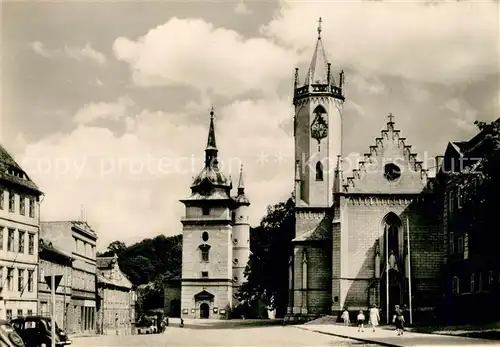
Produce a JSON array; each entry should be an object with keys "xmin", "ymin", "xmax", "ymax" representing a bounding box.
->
[
  {"xmin": 17, "ymin": 96, "xmax": 293, "ymax": 247},
  {"xmin": 30, "ymin": 41, "xmax": 106, "ymax": 65},
  {"xmin": 112, "ymin": 17, "xmax": 297, "ymax": 97},
  {"xmin": 262, "ymin": 1, "xmax": 499, "ymax": 83},
  {"xmin": 234, "ymin": 1, "xmax": 252, "ymax": 15},
  {"xmin": 441, "ymin": 98, "xmax": 478, "ymax": 131},
  {"xmin": 73, "ymin": 96, "xmax": 134, "ymax": 124},
  {"xmin": 65, "ymin": 44, "xmax": 107, "ymax": 65},
  {"xmin": 30, "ymin": 41, "xmax": 57, "ymax": 58}
]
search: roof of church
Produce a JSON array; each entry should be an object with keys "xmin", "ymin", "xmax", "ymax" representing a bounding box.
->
[
  {"xmin": 339, "ymin": 113, "xmax": 429, "ymax": 194},
  {"xmin": 96, "ymin": 255, "xmax": 117, "ymax": 269},
  {"xmin": 0, "ymin": 144, "xmax": 42, "ymax": 194},
  {"xmin": 186, "ymin": 108, "xmax": 233, "ymax": 201},
  {"xmin": 304, "ymin": 17, "xmax": 332, "ymax": 86},
  {"xmin": 292, "ymin": 218, "xmax": 332, "ymax": 242}
]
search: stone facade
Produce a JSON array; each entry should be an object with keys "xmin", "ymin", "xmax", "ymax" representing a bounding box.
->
[
  {"xmin": 0, "ymin": 144, "xmax": 42, "ymax": 321},
  {"xmin": 38, "ymin": 238, "xmax": 73, "ymax": 330},
  {"xmin": 40, "ymin": 221, "xmax": 98, "ymax": 334},
  {"xmin": 96, "ymin": 254, "xmax": 136, "ymax": 335},
  {"xmin": 289, "ymin": 23, "xmax": 443, "ymax": 323},
  {"xmin": 178, "ymin": 109, "xmax": 250, "ymax": 320}
]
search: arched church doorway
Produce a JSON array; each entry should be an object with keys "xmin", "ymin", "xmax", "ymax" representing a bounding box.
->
[
  {"xmin": 200, "ymin": 303, "xmax": 210, "ymax": 319},
  {"xmin": 380, "ymin": 213, "xmax": 403, "ymax": 319}
]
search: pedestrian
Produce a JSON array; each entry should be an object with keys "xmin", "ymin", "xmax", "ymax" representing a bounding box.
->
[
  {"xmin": 392, "ymin": 305, "xmax": 405, "ymax": 336},
  {"xmin": 340, "ymin": 308, "xmax": 350, "ymax": 327},
  {"xmin": 368, "ymin": 304, "xmax": 380, "ymax": 332},
  {"xmin": 180, "ymin": 318, "xmax": 184, "ymax": 328},
  {"xmin": 356, "ymin": 310, "xmax": 365, "ymax": 332}
]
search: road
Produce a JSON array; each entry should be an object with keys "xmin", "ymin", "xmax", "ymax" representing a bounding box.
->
[{"xmin": 70, "ymin": 320, "xmax": 382, "ymax": 347}]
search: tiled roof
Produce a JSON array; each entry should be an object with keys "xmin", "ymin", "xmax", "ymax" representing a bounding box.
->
[
  {"xmin": 0, "ymin": 144, "xmax": 42, "ymax": 194},
  {"xmin": 96, "ymin": 256, "xmax": 116, "ymax": 269}
]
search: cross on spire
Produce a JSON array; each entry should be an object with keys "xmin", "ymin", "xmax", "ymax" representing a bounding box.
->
[
  {"xmin": 317, "ymin": 17, "xmax": 322, "ymax": 39},
  {"xmin": 388, "ymin": 112, "xmax": 395, "ymax": 123},
  {"xmin": 210, "ymin": 105, "xmax": 215, "ymax": 119}
]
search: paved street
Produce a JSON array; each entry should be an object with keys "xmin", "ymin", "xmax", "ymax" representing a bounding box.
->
[{"xmin": 70, "ymin": 320, "xmax": 380, "ymax": 347}]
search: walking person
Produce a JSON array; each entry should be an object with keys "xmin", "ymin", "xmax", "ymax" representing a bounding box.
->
[
  {"xmin": 392, "ymin": 305, "xmax": 405, "ymax": 336},
  {"xmin": 368, "ymin": 304, "xmax": 380, "ymax": 332},
  {"xmin": 356, "ymin": 310, "xmax": 365, "ymax": 332},
  {"xmin": 341, "ymin": 308, "xmax": 350, "ymax": 327}
]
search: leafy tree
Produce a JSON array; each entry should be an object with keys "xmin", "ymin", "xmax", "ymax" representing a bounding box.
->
[{"xmin": 238, "ymin": 194, "xmax": 295, "ymax": 317}]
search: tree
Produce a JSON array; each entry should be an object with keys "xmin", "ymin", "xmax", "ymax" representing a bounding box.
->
[{"xmin": 238, "ymin": 193, "xmax": 295, "ymax": 317}]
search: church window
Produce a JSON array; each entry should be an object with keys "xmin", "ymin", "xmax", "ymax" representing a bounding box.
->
[
  {"xmin": 449, "ymin": 232, "xmax": 454, "ymax": 254},
  {"xmin": 233, "ymin": 276, "xmax": 238, "ymax": 281},
  {"xmin": 478, "ymin": 272, "xmax": 483, "ymax": 292},
  {"xmin": 452, "ymin": 276, "xmax": 459, "ymax": 295},
  {"xmin": 383, "ymin": 163, "xmax": 401, "ymax": 181},
  {"xmin": 457, "ymin": 236, "xmax": 463, "ymax": 253},
  {"xmin": 233, "ymin": 258, "xmax": 238, "ymax": 265},
  {"xmin": 463, "ymin": 233, "xmax": 468, "ymax": 259},
  {"xmin": 202, "ymin": 232, "xmax": 209, "ymax": 242},
  {"xmin": 488, "ymin": 271, "xmax": 494, "ymax": 285},
  {"xmin": 202, "ymin": 206, "xmax": 210, "ymax": 215},
  {"xmin": 201, "ymin": 271, "xmax": 208, "ymax": 278},
  {"xmin": 457, "ymin": 186, "xmax": 462, "ymax": 209},
  {"xmin": 470, "ymin": 273, "xmax": 475, "ymax": 292},
  {"xmin": 233, "ymin": 238, "xmax": 238, "ymax": 245},
  {"xmin": 199, "ymin": 244, "xmax": 211, "ymax": 262},
  {"xmin": 315, "ymin": 162, "xmax": 324, "ymax": 181},
  {"xmin": 448, "ymin": 190, "xmax": 455, "ymax": 214},
  {"xmin": 8, "ymin": 191, "xmax": 15, "ymax": 213}
]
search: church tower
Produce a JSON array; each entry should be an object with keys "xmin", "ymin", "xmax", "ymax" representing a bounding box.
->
[
  {"xmin": 231, "ymin": 165, "xmax": 251, "ymax": 305},
  {"xmin": 293, "ymin": 17, "xmax": 345, "ymax": 209},
  {"xmin": 180, "ymin": 108, "xmax": 234, "ymax": 320},
  {"xmin": 289, "ymin": 18, "xmax": 345, "ymax": 316}
]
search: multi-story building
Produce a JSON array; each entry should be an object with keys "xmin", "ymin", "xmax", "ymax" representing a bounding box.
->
[
  {"xmin": 0, "ymin": 144, "xmax": 43, "ymax": 320},
  {"xmin": 40, "ymin": 221, "xmax": 97, "ymax": 334},
  {"xmin": 179, "ymin": 108, "xmax": 251, "ymax": 319},
  {"xmin": 440, "ymin": 122, "xmax": 500, "ymax": 323},
  {"xmin": 38, "ymin": 238, "xmax": 73, "ymax": 329},
  {"xmin": 96, "ymin": 254, "xmax": 136, "ymax": 335}
]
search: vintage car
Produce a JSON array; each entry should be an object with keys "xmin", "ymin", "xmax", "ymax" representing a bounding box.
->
[
  {"xmin": 0, "ymin": 320, "xmax": 25, "ymax": 347},
  {"xmin": 10, "ymin": 316, "xmax": 71, "ymax": 347}
]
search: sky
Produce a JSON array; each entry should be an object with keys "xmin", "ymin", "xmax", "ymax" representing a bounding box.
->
[{"xmin": 2, "ymin": 0, "xmax": 499, "ymax": 250}]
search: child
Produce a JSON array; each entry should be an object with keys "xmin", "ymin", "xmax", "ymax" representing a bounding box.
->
[
  {"xmin": 356, "ymin": 310, "xmax": 365, "ymax": 332},
  {"xmin": 341, "ymin": 308, "xmax": 350, "ymax": 327}
]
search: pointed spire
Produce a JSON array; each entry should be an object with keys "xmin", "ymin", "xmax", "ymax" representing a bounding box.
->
[
  {"xmin": 305, "ymin": 17, "xmax": 331, "ymax": 86},
  {"xmin": 238, "ymin": 164, "xmax": 245, "ymax": 192},
  {"xmin": 205, "ymin": 106, "xmax": 219, "ymax": 168}
]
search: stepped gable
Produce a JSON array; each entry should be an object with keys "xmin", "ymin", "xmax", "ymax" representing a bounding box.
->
[{"xmin": 340, "ymin": 113, "xmax": 429, "ymax": 195}]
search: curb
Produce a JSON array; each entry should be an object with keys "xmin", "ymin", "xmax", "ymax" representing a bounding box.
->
[{"xmin": 293, "ymin": 326, "xmax": 401, "ymax": 347}]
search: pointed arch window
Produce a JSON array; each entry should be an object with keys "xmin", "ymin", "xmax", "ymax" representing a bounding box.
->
[
  {"xmin": 315, "ymin": 161, "xmax": 324, "ymax": 181},
  {"xmin": 452, "ymin": 276, "xmax": 460, "ymax": 295}
]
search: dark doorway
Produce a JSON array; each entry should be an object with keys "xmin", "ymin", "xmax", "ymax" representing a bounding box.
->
[
  {"xmin": 170, "ymin": 299, "xmax": 181, "ymax": 317},
  {"xmin": 200, "ymin": 303, "xmax": 210, "ymax": 319}
]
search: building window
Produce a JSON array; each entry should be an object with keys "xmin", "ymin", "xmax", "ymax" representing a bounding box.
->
[
  {"xmin": 29, "ymin": 198, "xmax": 35, "ymax": 218},
  {"xmin": 202, "ymin": 206, "xmax": 210, "ymax": 215},
  {"xmin": 17, "ymin": 309, "xmax": 22, "ymax": 318},
  {"xmin": 233, "ymin": 258, "xmax": 238, "ymax": 265},
  {"xmin": 489, "ymin": 271, "xmax": 494, "ymax": 285},
  {"xmin": 7, "ymin": 229, "xmax": 14, "ymax": 252},
  {"xmin": 457, "ymin": 186, "xmax": 462, "ymax": 209},
  {"xmin": 315, "ymin": 161, "xmax": 324, "ymax": 181},
  {"xmin": 27, "ymin": 309, "xmax": 32, "ymax": 316},
  {"xmin": 464, "ymin": 233, "xmax": 469, "ymax": 259},
  {"xmin": 6, "ymin": 310, "xmax": 12, "ymax": 320},
  {"xmin": 7, "ymin": 268, "xmax": 14, "ymax": 291},
  {"xmin": 28, "ymin": 233, "xmax": 34, "ymax": 255},
  {"xmin": 9, "ymin": 191, "xmax": 15, "ymax": 212},
  {"xmin": 449, "ymin": 232, "xmax": 454, "ymax": 254},
  {"xmin": 457, "ymin": 236, "xmax": 464, "ymax": 254},
  {"xmin": 20, "ymin": 196, "xmax": 25, "ymax": 215},
  {"xmin": 470, "ymin": 273, "xmax": 475, "ymax": 293},
  {"xmin": 202, "ymin": 232, "xmax": 209, "ymax": 242},
  {"xmin": 233, "ymin": 276, "xmax": 238, "ymax": 281},
  {"xmin": 201, "ymin": 271, "xmax": 208, "ymax": 278},
  {"xmin": 0, "ymin": 189, "xmax": 4, "ymax": 209},
  {"xmin": 0, "ymin": 267, "xmax": 3, "ymax": 289},
  {"xmin": 478, "ymin": 272, "xmax": 483, "ymax": 292},
  {"xmin": 18, "ymin": 230, "xmax": 25, "ymax": 254},
  {"xmin": 448, "ymin": 190, "xmax": 455, "ymax": 214},
  {"xmin": 0, "ymin": 226, "xmax": 3, "ymax": 250},
  {"xmin": 201, "ymin": 248, "xmax": 209, "ymax": 262},
  {"xmin": 18, "ymin": 269, "xmax": 24, "ymax": 292}
]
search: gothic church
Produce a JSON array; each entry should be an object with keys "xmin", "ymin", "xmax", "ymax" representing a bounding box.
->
[{"xmin": 288, "ymin": 20, "xmax": 443, "ymax": 322}]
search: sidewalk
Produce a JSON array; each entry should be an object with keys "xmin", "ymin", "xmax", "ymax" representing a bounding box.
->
[{"xmin": 296, "ymin": 324, "xmax": 500, "ymax": 346}]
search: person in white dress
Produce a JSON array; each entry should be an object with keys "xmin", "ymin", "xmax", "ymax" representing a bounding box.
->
[{"xmin": 369, "ymin": 304, "xmax": 380, "ymax": 332}]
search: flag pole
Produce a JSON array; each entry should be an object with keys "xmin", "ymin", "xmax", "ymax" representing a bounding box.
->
[
  {"xmin": 406, "ymin": 215, "xmax": 413, "ymax": 324},
  {"xmin": 385, "ymin": 224, "xmax": 389, "ymax": 324}
]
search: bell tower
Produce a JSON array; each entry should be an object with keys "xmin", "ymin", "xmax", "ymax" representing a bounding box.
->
[{"xmin": 293, "ymin": 17, "xmax": 345, "ymax": 208}]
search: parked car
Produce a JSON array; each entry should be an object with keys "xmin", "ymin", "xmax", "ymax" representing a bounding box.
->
[
  {"xmin": 10, "ymin": 316, "xmax": 71, "ymax": 347},
  {"xmin": 135, "ymin": 317, "xmax": 157, "ymax": 334},
  {"xmin": 0, "ymin": 320, "xmax": 25, "ymax": 347}
]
